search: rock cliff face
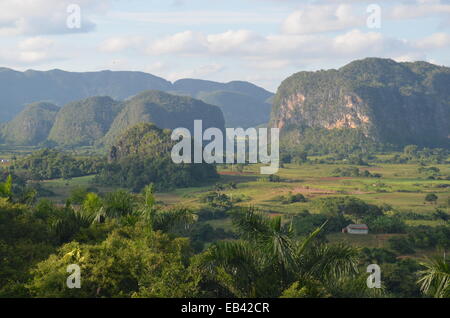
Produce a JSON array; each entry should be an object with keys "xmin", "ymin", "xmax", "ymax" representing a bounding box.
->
[{"xmin": 271, "ymin": 58, "xmax": 450, "ymax": 148}]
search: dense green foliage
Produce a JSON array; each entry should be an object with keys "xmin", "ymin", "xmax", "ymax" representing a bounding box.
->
[
  {"xmin": 377, "ymin": 145, "xmax": 449, "ymax": 165},
  {"xmin": 331, "ymin": 167, "xmax": 382, "ymax": 178},
  {"xmin": 100, "ymin": 90, "xmax": 225, "ymax": 147},
  {"xmin": 11, "ymin": 149, "xmax": 104, "ymax": 180},
  {"xmin": 48, "ymin": 96, "xmax": 124, "ymax": 147},
  {"xmin": 1, "ymin": 90, "xmax": 228, "ymax": 149},
  {"xmin": 28, "ymin": 228, "xmax": 199, "ymax": 298},
  {"xmin": 95, "ymin": 123, "xmax": 218, "ymax": 191},
  {"xmin": 0, "ymin": 102, "xmax": 59, "ymax": 146},
  {"xmin": 273, "ymin": 58, "xmax": 450, "ymax": 149},
  {"xmin": 1, "ymin": 58, "xmax": 450, "ymax": 300},
  {"xmin": 0, "ymin": 173, "xmax": 449, "ymax": 298},
  {"xmin": 280, "ymin": 126, "xmax": 384, "ymax": 157}
]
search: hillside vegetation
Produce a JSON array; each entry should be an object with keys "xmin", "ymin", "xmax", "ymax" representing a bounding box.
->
[
  {"xmin": 1, "ymin": 91, "xmax": 226, "ymax": 148},
  {"xmin": 96, "ymin": 123, "xmax": 219, "ymax": 191},
  {"xmin": 272, "ymin": 58, "xmax": 450, "ymax": 149},
  {"xmin": 1, "ymin": 102, "xmax": 59, "ymax": 146},
  {"xmin": 48, "ymin": 97, "xmax": 123, "ymax": 147},
  {"xmin": 101, "ymin": 90, "xmax": 225, "ymax": 147}
]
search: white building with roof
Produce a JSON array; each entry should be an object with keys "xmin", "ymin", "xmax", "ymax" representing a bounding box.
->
[{"xmin": 342, "ymin": 224, "xmax": 369, "ymax": 235}]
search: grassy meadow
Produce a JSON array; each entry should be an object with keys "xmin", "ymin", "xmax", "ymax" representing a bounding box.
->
[
  {"xmin": 155, "ymin": 161, "xmax": 450, "ymax": 215},
  {"xmin": 38, "ymin": 159, "xmax": 450, "ymax": 215}
]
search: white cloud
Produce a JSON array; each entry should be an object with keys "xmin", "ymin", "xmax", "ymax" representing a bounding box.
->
[
  {"xmin": 18, "ymin": 37, "xmax": 54, "ymax": 51},
  {"xmin": 0, "ymin": 0, "xmax": 110, "ymax": 35},
  {"xmin": 0, "ymin": 48, "xmax": 53, "ymax": 64},
  {"xmin": 145, "ymin": 28, "xmax": 415, "ymax": 65},
  {"xmin": 393, "ymin": 53, "xmax": 427, "ymax": 63},
  {"xmin": 389, "ymin": 2, "xmax": 450, "ymax": 20},
  {"xmin": 332, "ymin": 29, "xmax": 386, "ymax": 55},
  {"xmin": 98, "ymin": 36, "xmax": 144, "ymax": 53},
  {"xmin": 282, "ymin": 4, "xmax": 364, "ymax": 34},
  {"xmin": 144, "ymin": 30, "xmax": 262, "ymax": 56},
  {"xmin": 415, "ymin": 33, "xmax": 450, "ymax": 49},
  {"xmin": 0, "ymin": 36, "xmax": 61, "ymax": 65},
  {"xmin": 108, "ymin": 10, "xmax": 284, "ymax": 25},
  {"xmin": 17, "ymin": 51, "xmax": 49, "ymax": 63},
  {"xmin": 280, "ymin": 1, "xmax": 450, "ymax": 35},
  {"xmin": 207, "ymin": 30, "xmax": 262, "ymax": 54},
  {"xmin": 147, "ymin": 31, "xmax": 208, "ymax": 55}
]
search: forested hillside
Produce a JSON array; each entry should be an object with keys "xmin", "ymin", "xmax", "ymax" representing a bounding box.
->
[
  {"xmin": 101, "ymin": 90, "xmax": 225, "ymax": 147},
  {"xmin": 0, "ymin": 91, "xmax": 226, "ymax": 148},
  {"xmin": 96, "ymin": 123, "xmax": 218, "ymax": 191},
  {"xmin": 271, "ymin": 58, "xmax": 450, "ymax": 149},
  {"xmin": 48, "ymin": 97, "xmax": 124, "ymax": 147},
  {"xmin": 0, "ymin": 102, "xmax": 59, "ymax": 146}
]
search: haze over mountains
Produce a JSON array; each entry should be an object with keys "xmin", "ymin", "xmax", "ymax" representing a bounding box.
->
[
  {"xmin": 0, "ymin": 67, "xmax": 273, "ymax": 128},
  {"xmin": 0, "ymin": 58, "xmax": 449, "ymax": 149},
  {"xmin": 1, "ymin": 90, "xmax": 225, "ymax": 148}
]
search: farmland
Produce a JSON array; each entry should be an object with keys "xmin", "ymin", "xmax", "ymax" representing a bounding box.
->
[{"xmin": 34, "ymin": 156, "xmax": 450, "ymax": 257}]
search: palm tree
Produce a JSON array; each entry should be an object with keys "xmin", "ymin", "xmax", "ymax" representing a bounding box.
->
[
  {"xmin": 417, "ymin": 255, "xmax": 450, "ymax": 298},
  {"xmin": 81, "ymin": 192, "xmax": 105, "ymax": 222},
  {"xmin": 197, "ymin": 207, "xmax": 359, "ymax": 297},
  {"xmin": 103, "ymin": 190, "xmax": 135, "ymax": 218},
  {"xmin": 52, "ymin": 208, "xmax": 95, "ymax": 243},
  {"xmin": 138, "ymin": 184, "xmax": 197, "ymax": 232}
]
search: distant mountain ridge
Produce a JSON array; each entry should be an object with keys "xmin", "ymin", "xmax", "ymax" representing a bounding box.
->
[
  {"xmin": 0, "ymin": 68, "xmax": 171, "ymax": 122},
  {"xmin": 169, "ymin": 78, "xmax": 273, "ymax": 128},
  {"xmin": 0, "ymin": 68, "xmax": 273, "ymax": 128}
]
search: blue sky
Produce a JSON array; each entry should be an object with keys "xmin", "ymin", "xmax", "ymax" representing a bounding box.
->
[{"xmin": 1, "ymin": 0, "xmax": 450, "ymax": 91}]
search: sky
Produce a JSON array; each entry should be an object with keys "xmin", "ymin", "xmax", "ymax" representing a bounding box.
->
[{"xmin": 1, "ymin": 0, "xmax": 450, "ymax": 91}]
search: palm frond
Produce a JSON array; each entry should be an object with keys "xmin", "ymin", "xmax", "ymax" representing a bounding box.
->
[
  {"xmin": 297, "ymin": 220, "xmax": 328, "ymax": 256},
  {"xmin": 202, "ymin": 240, "xmax": 265, "ymax": 297},
  {"xmin": 417, "ymin": 256, "xmax": 450, "ymax": 298},
  {"xmin": 299, "ymin": 243, "xmax": 360, "ymax": 282},
  {"xmin": 152, "ymin": 207, "xmax": 197, "ymax": 232},
  {"xmin": 230, "ymin": 207, "xmax": 273, "ymax": 243},
  {"xmin": 51, "ymin": 209, "xmax": 95, "ymax": 243}
]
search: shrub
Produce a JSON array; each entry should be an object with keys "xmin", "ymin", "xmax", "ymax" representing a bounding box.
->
[{"xmin": 389, "ymin": 236, "xmax": 415, "ymax": 254}]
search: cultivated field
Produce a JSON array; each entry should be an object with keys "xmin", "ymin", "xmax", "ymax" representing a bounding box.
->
[{"xmin": 23, "ymin": 155, "xmax": 450, "ymax": 256}]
